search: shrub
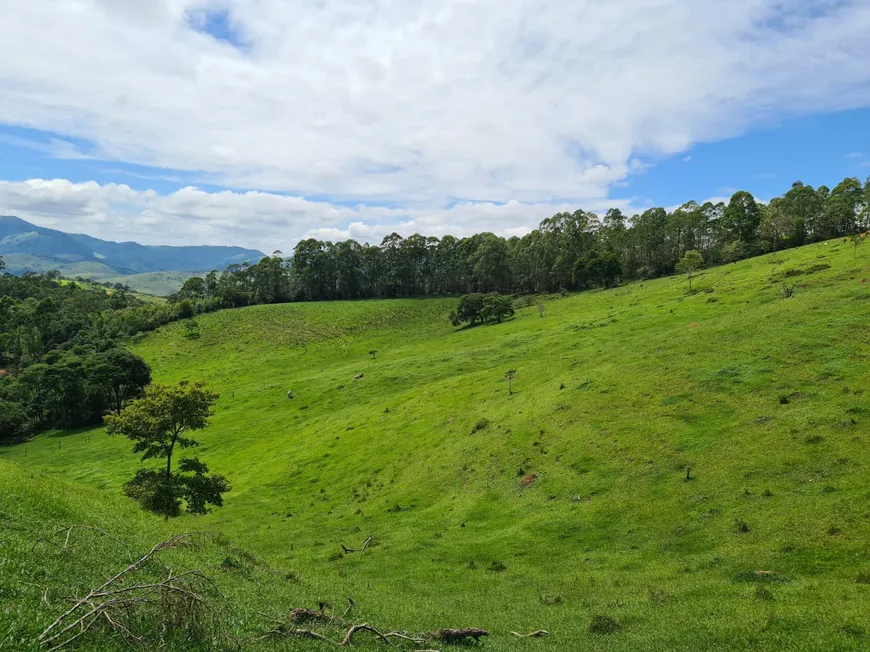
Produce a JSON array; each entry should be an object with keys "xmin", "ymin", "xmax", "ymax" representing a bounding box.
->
[
  {"xmin": 450, "ymin": 293, "xmax": 514, "ymax": 327},
  {"xmin": 589, "ymin": 615, "xmax": 621, "ymax": 634},
  {"xmin": 514, "ymin": 295, "xmax": 535, "ymax": 309}
]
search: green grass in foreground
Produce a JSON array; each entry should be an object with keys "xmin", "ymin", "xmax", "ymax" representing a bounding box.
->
[{"xmin": 3, "ymin": 239, "xmax": 870, "ymax": 650}]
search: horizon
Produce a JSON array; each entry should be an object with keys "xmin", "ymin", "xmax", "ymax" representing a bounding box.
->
[{"xmin": 0, "ymin": 1, "xmax": 869, "ymax": 252}]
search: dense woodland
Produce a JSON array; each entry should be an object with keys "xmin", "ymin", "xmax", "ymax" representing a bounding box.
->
[
  {"xmin": 2, "ymin": 177, "xmax": 868, "ymax": 442},
  {"xmin": 172, "ymin": 178, "xmax": 870, "ymax": 304},
  {"xmin": 0, "ymin": 267, "xmax": 199, "ymax": 441}
]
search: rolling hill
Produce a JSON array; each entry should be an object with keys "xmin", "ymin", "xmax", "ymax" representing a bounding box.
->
[
  {"xmin": 2, "ymin": 238, "xmax": 870, "ymax": 650},
  {"xmin": 0, "ymin": 215, "xmax": 265, "ymax": 293}
]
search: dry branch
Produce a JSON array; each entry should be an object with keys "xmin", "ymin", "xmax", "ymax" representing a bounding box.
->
[
  {"xmin": 340, "ymin": 536, "xmax": 373, "ymax": 554},
  {"xmin": 511, "ymin": 630, "xmax": 550, "ymax": 638},
  {"xmin": 38, "ymin": 534, "xmax": 218, "ymax": 651},
  {"xmin": 428, "ymin": 628, "xmax": 490, "ymax": 643},
  {"xmin": 341, "ymin": 622, "xmax": 392, "ymax": 646},
  {"xmin": 385, "ymin": 631, "xmax": 425, "ymax": 644},
  {"xmin": 31, "ymin": 525, "xmax": 129, "ymax": 554}
]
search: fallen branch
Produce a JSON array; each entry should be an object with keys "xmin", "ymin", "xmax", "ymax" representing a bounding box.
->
[
  {"xmin": 341, "ymin": 622, "xmax": 392, "ymax": 646},
  {"xmin": 290, "ymin": 605, "xmax": 329, "ymax": 624},
  {"xmin": 340, "ymin": 536, "xmax": 373, "ymax": 554},
  {"xmin": 385, "ymin": 631, "xmax": 425, "ymax": 644},
  {"xmin": 31, "ymin": 525, "xmax": 129, "ymax": 554},
  {"xmin": 427, "ymin": 628, "xmax": 490, "ymax": 643},
  {"xmin": 38, "ymin": 534, "xmax": 219, "ymax": 651},
  {"xmin": 511, "ymin": 630, "xmax": 550, "ymax": 638}
]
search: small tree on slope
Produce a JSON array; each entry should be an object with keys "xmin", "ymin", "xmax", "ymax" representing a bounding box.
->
[
  {"xmin": 676, "ymin": 250, "xmax": 704, "ymax": 292},
  {"xmin": 106, "ymin": 381, "xmax": 230, "ymax": 519}
]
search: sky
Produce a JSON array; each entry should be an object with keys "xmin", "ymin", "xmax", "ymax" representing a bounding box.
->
[{"xmin": 0, "ymin": 0, "xmax": 869, "ymax": 253}]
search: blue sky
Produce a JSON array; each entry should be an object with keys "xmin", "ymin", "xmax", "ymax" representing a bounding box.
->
[
  {"xmin": 1, "ymin": 0, "xmax": 869, "ymax": 250},
  {"xmin": 614, "ymin": 108, "xmax": 870, "ymax": 207}
]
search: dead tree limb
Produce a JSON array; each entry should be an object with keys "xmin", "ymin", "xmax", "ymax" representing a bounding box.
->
[
  {"xmin": 428, "ymin": 628, "xmax": 490, "ymax": 643},
  {"xmin": 31, "ymin": 525, "xmax": 129, "ymax": 554},
  {"xmin": 340, "ymin": 536, "xmax": 373, "ymax": 554},
  {"xmin": 384, "ymin": 631, "xmax": 425, "ymax": 644},
  {"xmin": 511, "ymin": 630, "xmax": 550, "ymax": 638},
  {"xmin": 290, "ymin": 602, "xmax": 330, "ymax": 623},
  {"xmin": 341, "ymin": 622, "xmax": 392, "ymax": 646},
  {"xmin": 38, "ymin": 534, "xmax": 214, "ymax": 651}
]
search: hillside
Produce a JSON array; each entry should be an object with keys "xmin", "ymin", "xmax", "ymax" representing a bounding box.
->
[
  {"xmin": 0, "ymin": 459, "xmax": 343, "ymax": 652},
  {"xmin": 0, "ymin": 215, "xmax": 264, "ymax": 292},
  {"xmin": 4, "ymin": 239, "xmax": 870, "ymax": 650}
]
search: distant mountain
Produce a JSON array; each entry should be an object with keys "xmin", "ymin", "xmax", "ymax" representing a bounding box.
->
[{"xmin": 0, "ymin": 216, "xmax": 266, "ymax": 283}]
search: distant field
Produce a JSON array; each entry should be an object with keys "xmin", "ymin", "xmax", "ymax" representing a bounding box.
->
[
  {"xmin": 4, "ymin": 239, "xmax": 870, "ymax": 650},
  {"xmin": 101, "ymin": 270, "xmax": 202, "ymax": 296}
]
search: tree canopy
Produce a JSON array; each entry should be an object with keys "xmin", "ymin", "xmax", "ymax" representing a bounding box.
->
[{"xmin": 105, "ymin": 381, "xmax": 230, "ymax": 518}]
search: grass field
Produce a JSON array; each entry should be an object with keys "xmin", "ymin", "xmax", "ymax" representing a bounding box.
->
[{"xmin": 3, "ymin": 239, "xmax": 870, "ymax": 650}]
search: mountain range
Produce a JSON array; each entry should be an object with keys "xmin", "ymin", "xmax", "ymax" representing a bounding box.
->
[{"xmin": 0, "ymin": 216, "xmax": 265, "ymax": 293}]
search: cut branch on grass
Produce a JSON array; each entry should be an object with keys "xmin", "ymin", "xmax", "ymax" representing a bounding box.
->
[
  {"xmin": 385, "ymin": 631, "xmax": 426, "ymax": 644},
  {"xmin": 340, "ymin": 536, "xmax": 373, "ymax": 554},
  {"xmin": 31, "ymin": 525, "xmax": 130, "ymax": 554},
  {"xmin": 427, "ymin": 628, "xmax": 490, "ymax": 643},
  {"xmin": 289, "ymin": 602, "xmax": 332, "ymax": 623},
  {"xmin": 341, "ymin": 622, "xmax": 392, "ymax": 646},
  {"xmin": 38, "ymin": 533, "xmax": 221, "ymax": 651}
]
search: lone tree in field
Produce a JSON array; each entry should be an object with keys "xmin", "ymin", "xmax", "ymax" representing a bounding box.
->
[
  {"xmin": 505, "ymin": 369, "xmax": 517, "ymax": 395},
  {"xmin": 676, "ymin": 250, "xmax": 704, "ymax": 292},
  {"xmin": 105, "ymin": 381, "xmax": 230, "ymax": 519},
  {"xmin": 369, "ymin": 350, "xmax": 377, "ymax": 360}
]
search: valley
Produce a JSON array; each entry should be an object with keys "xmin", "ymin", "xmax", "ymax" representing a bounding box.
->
[{"xmin": 4, "ymin": 239, "xmax": 869, "ymax": 650}]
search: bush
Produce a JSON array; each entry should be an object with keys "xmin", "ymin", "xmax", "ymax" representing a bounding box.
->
[
  {"xmin": 450, "ymin": 293, "xmax": 514, "ymax": 327},
  {"xmin": 589, "ymin": 615, "xmax": 621, "ymax": 634},
  {"xmin": 514, "ymin": 295, "xmax": 536, "ymax": 309}
]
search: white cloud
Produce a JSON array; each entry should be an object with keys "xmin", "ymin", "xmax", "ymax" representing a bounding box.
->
[
  {"xmin": 0, "ymin": 0, "xmax": 868, "ymax": 212},
  {"xmin": 682, "ymin": 156, "xmax": 693, "ymax": 163},
  {"xmin": 1, "ymin": 179, "xmax": 631, "ymax": 252}
]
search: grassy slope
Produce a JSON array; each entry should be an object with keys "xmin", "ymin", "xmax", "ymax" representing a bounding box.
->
[
  {"xmin": 4, "ymin": 240, "xmax": 870, "ymax": 650},
  {"xmin": 0, "ymin": 459, "xmax": 347, "ymax": 652}
]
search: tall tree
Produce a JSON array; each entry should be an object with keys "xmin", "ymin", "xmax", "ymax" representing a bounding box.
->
[
  {"xmin": 722, "ymin": 191, "xmax": 761, "ymax": 250},
  {"xmin": 90, "ymin": 349, "xmax": 152, "ymax": 415}
]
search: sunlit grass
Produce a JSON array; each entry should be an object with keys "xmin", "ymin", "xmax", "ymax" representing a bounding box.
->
[{"xmin": 4, "ymin": 239, "xmax": 870, "ymax": 650}]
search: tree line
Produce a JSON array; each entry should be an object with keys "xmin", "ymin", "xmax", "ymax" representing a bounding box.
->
[{"xmin": 171, "ymin": 177, "xmax": 870, "ymax": 306}]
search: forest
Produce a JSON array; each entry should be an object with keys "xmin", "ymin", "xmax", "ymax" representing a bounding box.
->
[
  {"xmin": 0, "ymin": 268, "xmax": 200, "ymax": 441},
  {"xmin": 172, "ymin": 178, "xmax": 870, "ymax": 304}
]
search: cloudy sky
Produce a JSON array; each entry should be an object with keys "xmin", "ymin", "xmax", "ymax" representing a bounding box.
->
[{"xmin": 1, "ymin": 0, "xmax": 869, "ymax": 252}]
